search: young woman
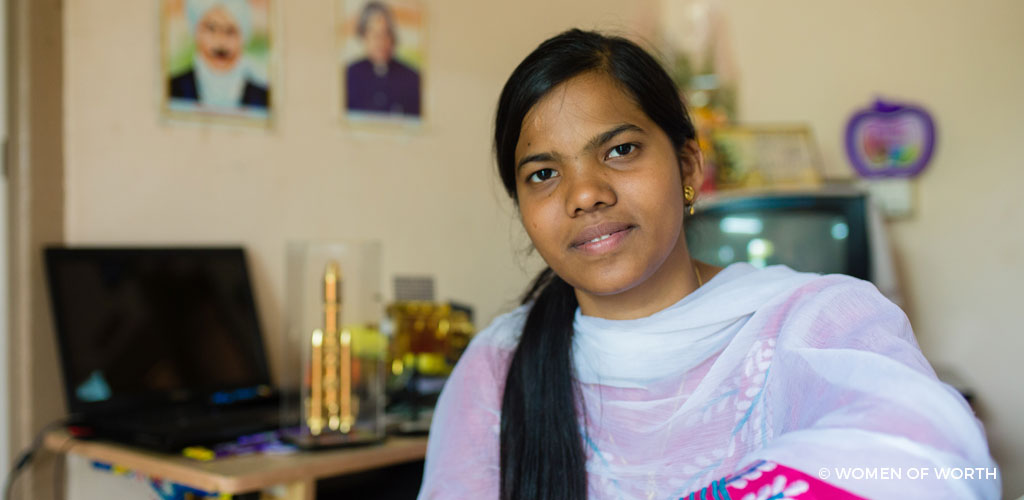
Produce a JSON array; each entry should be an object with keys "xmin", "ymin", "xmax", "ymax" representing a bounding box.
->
[{"xmin": 418, "ymin": 29, "xmax": 999, "ymax": 499}]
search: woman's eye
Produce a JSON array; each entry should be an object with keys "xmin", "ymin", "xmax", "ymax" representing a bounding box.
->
[
  {"xmin": 527, "ymin": 168, "xmax": 558, "ymax": 184},
  {"xmin": 607, "ymin": 143, "xmax": 636, "ymax": 159}
]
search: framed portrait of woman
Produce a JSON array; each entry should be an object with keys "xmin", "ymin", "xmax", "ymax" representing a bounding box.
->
[
  {"xmin": 161, "ymin": 0, "xmax": 274, "ymax": 125},
  {"xmin": 339, "ymin": 0, "xmax": 425, "ymax": 126}
]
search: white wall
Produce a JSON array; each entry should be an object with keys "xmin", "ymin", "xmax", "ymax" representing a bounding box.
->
[{"xmin": 702, "ymin": 0, "xmax": 1023, "ymax": 495}]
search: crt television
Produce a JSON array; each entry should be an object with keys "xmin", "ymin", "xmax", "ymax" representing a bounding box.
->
[{"xmin": 685, "ymin": 186, "xmax": 904, "ymax": 308}]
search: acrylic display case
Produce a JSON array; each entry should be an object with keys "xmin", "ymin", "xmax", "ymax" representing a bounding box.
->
[{"xmin": 281, "ymin": 241, "xmax": 387, "ymax": 448}]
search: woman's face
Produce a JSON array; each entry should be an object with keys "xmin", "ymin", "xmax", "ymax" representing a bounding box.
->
[{"xmin": 514, "ymin": 71, "xmax": 701, "ymax": 318}]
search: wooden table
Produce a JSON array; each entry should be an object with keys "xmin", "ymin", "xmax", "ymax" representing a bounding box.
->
[{"xmin": 44, "ymin": 430, "xmax": 429, "ymax": 499}]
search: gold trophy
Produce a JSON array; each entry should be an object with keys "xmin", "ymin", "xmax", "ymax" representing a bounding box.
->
[{"xmin": 284, "ymin": 242, "xmax": 386, "ymax": 448}]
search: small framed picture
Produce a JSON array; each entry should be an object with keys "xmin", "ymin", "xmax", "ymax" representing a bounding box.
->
[
  {"xmin": 161, "ymin": 0, "xmax": 274, "ymax": 125},
  {"xmin": 339, "ymin": 0, "xmax": 425, "ymax": 126},
  {"xmin": 711, "ymin": 125, "xmax": 824, "ymax": 190}
]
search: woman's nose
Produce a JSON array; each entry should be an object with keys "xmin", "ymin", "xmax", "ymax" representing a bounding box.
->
[{"xmin": 564, "ymin": 164, "xmax": 616, "ymax": 216}]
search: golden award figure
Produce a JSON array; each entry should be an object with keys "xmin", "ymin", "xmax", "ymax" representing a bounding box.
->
[{"xmin": 288, "ymin": 240, "xmax": 385, "ymax": 449}]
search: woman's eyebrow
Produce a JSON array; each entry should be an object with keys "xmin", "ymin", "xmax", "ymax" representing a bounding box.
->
[
  {"xmin": 516, "ymin": 152, "xmax": 556, "ymax": 173},
  {"xmin": 516, "ymin": 123, "xmax": 644, "ymax": 173},
  {"xmin": 586, "ymin": 123, "xmax": 644, "ymax": 151}
]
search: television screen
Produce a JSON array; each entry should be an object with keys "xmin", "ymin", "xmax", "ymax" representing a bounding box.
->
[{"xmin": 685, "ymin": 193, "xmax": 871, "ymax": 280}]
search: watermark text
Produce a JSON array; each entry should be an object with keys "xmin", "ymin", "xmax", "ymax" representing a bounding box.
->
[{"xmin": 816, "ymin": 467, "xmax": 998, "ymax": 481}]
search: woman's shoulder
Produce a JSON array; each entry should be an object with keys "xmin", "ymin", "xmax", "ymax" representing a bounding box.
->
[
  {"xmin": 468, "ymin": 302, "xmax": 531, "ymax": 351},
  {"xmin": 761, "ymin": 268, "xmax": 918, "ymax": 352},
  {"xmin": 450, "ymin": 303, "xmax": 531, "ymax": 382},
  {"xmin": 691, "ymin": 262, "xmax": 851, "ymax": 320},
  {"xmin": 708, "ymin": 263, "xmax": 912, "ymax": 345},
  {"xmin": 725, "ymin": 262, "xmax": 894, "ymax": 312},
  {"xmin": 456, "ymin": 301, "xmax": 532, "ymax": 366},
  {"xmin": 775, "ymin": 269, "xmax": 902, "ymax": 319}
]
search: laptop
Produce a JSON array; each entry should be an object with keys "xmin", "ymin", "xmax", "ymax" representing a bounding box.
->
[{"xmin": 44, "ymin": 246, "xmax": 283, "ymax": 452}]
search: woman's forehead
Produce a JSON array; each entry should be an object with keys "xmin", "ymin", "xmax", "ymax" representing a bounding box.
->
[{"xmin": 517, "ymin": 72, "xmax": 649, "ymax": 154}]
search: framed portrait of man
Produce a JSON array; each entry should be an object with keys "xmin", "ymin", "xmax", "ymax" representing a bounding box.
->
[
  {"xmin": 161, "ymin": 0, "xmax": 273, "ymax": 124},
  {"xmin": 339, "ymin": 0, "xmax": 425, "ymax": 125}
]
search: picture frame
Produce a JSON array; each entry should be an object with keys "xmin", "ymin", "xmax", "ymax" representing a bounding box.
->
[
  {"xmin": 710, "ymin": 125, "xmax": 824, "ymax": 190},
  {"xmin": 339, "ymin": 0, "xmax": 425, "ymax": 127},
  {"xmin": 161, "ymin": 0, "xmax": 274, "ymax": 126}
]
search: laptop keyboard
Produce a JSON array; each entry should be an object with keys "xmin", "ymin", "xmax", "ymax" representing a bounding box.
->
[
  {"xmin": 88, "ymin": 403, "xmax": 284, "ymax": 450},
  {"xmin": 110, "ymin": 404, "xmax": 275, "ymax": 430}
]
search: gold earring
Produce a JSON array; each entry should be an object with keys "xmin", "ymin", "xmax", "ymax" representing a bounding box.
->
[{"xmin": 684, "ymin": 185, "xmax": 696, "ymax": 215}]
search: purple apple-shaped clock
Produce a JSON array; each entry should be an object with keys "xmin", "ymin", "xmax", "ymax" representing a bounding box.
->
[{"xmin": 845, "ymin": 98, "xmax": 936, "ymax": 178}]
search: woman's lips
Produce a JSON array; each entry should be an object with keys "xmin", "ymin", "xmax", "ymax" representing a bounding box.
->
[
  {"xmin": 571, "ymin": 226, "xmax": 634, "ymax": 256},
  {"xmin": 571, "ymin": 221, "xmax": 635, "ymax": 247}
]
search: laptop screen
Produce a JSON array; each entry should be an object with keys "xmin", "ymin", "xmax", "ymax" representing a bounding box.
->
[{"xmin": 44, "ymin": 247, "xmax": 272, "ymax": 416}]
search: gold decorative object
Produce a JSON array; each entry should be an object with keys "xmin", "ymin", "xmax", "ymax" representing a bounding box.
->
[
  {"xmin": 283, "ymin": 242, "xmax": 386, "ymax": 448},
  {"xmin": 384, "ymin": 301, "xmax": 475, "ymax": 433}
]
